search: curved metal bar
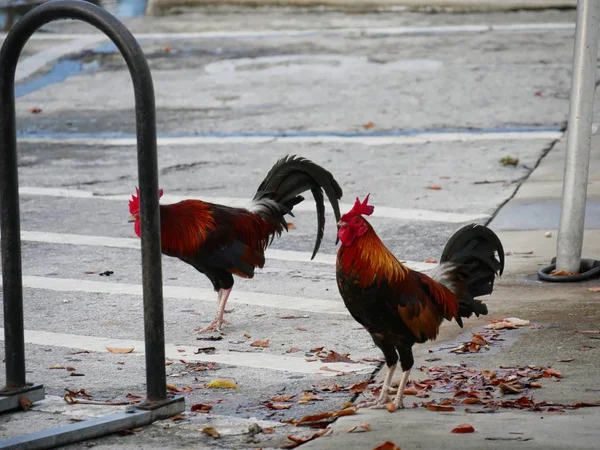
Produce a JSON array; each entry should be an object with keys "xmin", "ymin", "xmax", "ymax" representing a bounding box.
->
[{"xmin": 0, "ymin": 0, "xmax": 166, "ymax": 402}]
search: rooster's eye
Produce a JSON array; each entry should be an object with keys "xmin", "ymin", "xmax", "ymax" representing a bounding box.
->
[{"xmin": 353, "ymin": 217, "xmax": 361, "ymax": 224}]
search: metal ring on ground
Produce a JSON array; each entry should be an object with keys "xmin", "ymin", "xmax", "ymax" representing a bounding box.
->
[{"xmin": 537, "ymin": 258, "xmax": 600, "ymax": 282}]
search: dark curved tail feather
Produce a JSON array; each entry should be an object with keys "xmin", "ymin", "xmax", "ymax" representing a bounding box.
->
[
  {"xmin": 251, "ymin": 155, "xmax": 343, "ymax": 259},
  {"xmin": 440, "ymin": 223, "xmax": 505, "ymax": 319}
]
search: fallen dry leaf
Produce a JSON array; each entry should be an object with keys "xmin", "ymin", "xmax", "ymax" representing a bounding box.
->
[
  {"xmin": 106, "ymin": 346, "xmax": 134, "ymax": 354},
  {"xmin": 283, "ymin": 429, "xmax": 329, "ymax": 449},
  {"xmin": 28, "ymin": 107, "xmax": 42, "ymax": 114},
  {"xmin": 48, "ymin": 364, "xmax": 65, "ymax": 369},
  {"xmin": 250, "ymin": 339, "xmax": 270, "ymax": 348},
  {"xmin": 424, "ymin": 258, "xmax": 437, "ymax": 263},
  {"xmin": 202, "ymin": 426, "xmax": 220, "ymax": 438},
  {"xmin": 243, "ymin": 333, "xmax": 251, "ymax": 339},
  {"xmin": 373, "ymin": 441, "xmax": 401, "ymax": 450},
  {"xmin": 542, "ymin": 368, "xmax": 562, "ymax": 378},
  {"xmin": 426, "ymin": 404, "xmax": 456, "ymax": 412},
  {"xmin": 271, "ymin": 394, "xmax": 295, "ymax": 402},
  {"xmin": 298, "ymin": 392, "xmax": 322, "ymax": 404},
  {"xmin": 363, "ymin": 121, "xmax": 376, "ymax": 129},
  {"xmin": 318, "ymin": 350, "xmax": 357, "ymax": 364},
  {"xmin": 349, "ymin": 381, "xmax": 370, "ymax": 394},
  {"xmin": 347, "ymin": 425, "xmax": 357, "ymax": 433},
  {"xmin": 558, "ymin": 357, "xmax": 575, "ymax": 362},
  {"xmin": 263, "ymin": 427, "xmax": 275, "ymax": 434},
  {"xmin": 550, "ymin": 269, "xmax": 577, "ymax": 276},
  {"xmin": 190, "ymin": 403, "xmax": 212, "ymax": 413},
  {"xmin": 163, "ymin": 45, "xmax": 173, "ymax": 53},
  {"xmin": 286, "ymin": 222, "xmax": 296, "ymax": 230},
  {"xmin": 19, "ymin": 396, "xmax": 33, "ymax": 411},
  {"xmin": 426, "ymin": 184, "xmax": 442, "ymax": 190},
  {"xmin": 207, "ymin": 379, "xmax": 239, "ymax": 389},
  {"xmin": 360, "ymin": 423, "xmax": 372, "ymax": 432},
  {"xmin": 286, "ymin": 347, "xmax": 302, "ymax": 354},
  {"xmin": 587, "ymin": 287, "xmax": 600, "ymax": 292},
  {"xmin": 296, "ymin": 327, "xmax": 308, "ymax": 332},
  {"xmin": 386, "ymin": 403, "xmax": 397, "ymax": 413},
  {"xmin": 166, "ymin": 384, "xmax": 180, "ymax": 392},
  {"xmin": 266, "ymin": 402, "xmax": 293, "ymax": 410},
  {"xmin": 451, "ymin": 424, "xmax": 475, "ymax": 434},
  {"xmin": 171, "ymin": 414, "xmax": 186, "ymax": 421},
  {"xmin": 486, "ymin": 318, "xmax": 530, "ymax": 330}
]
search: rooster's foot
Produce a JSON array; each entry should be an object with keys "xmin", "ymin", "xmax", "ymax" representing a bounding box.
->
[
  {"xmin": 196, "ymin": 318, "xmax": 230, "ymax": 333},
  {"xmin": 358, "ymin": 396, "xmax": 390, "ymax": 409}
]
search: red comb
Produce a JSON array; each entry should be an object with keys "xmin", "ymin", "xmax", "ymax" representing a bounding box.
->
[
  {"xmin": 129, "ymin": 187, "xmax": 163, "ymax": 215},
  {"xmin": 347, "ymin": 194, "xmax": 374, "ymax": 217}
]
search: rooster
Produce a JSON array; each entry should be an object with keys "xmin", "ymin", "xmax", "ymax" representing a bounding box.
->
[
  {"xmin": 336, "ymin": 195, "xmax": 504, "ymax": 409},
  {"xmin": 129, "ymin": 155, "xmax": 342, "ymax": 333}
]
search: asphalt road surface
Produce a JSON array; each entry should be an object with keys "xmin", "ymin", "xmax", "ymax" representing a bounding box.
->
[{"xmin": 0, "ymin": 3, "xmax": 587, "ymax": 449}]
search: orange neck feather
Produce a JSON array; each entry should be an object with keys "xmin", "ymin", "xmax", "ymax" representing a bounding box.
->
[
  {"xmin": 158, "ymin": 200, "xmax": 215, "ymax": 256},
  {"xmin": 337, "ymin": 224, "xmax": 408, "ymax": 287}
]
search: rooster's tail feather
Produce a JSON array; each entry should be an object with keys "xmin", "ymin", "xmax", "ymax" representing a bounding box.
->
[
  {"xmin": 435, "ymin": 223, "xmax": 504, "ymax": 320},
  {"xmin": 251, "ymin": 155, "xmax": 343, "ymax": 259}
]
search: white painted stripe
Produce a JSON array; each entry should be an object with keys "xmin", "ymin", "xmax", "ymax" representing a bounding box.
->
[
  {"xmin": 19, "ymin": 186, "xmax": 487, "ymax": 223},
  {"xmin": 0, "ymin": 328, "xmax": 372, "ymax": 376},
  {"xmin": 15, "ymin": 36, "xmax": 107, "ymax": 82},
  {"xmin": 17, "ymin": 130, "xmax": 563, "ymax": 147},
  {"xmin": 19, "ymin": 230, "xmax": 438, "ymax": 271},
  {"xmin": 0, "ymin": 23, "xmax": 575, "ymax": 42},
  {"xmin": 11, "ymin": 276, "xmax": 348, "ymax": 314}
]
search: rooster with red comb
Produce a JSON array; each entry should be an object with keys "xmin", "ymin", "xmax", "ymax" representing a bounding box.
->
[
  {"xmin": 336, "ymin": 195, "xmax": 504, "ymax": 409},
  {"xmin": 129, "ymin": 155, "xmax": 342, "ymax": 333}
]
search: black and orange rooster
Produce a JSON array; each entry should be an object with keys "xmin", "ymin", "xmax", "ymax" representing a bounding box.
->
[
  {"xmin": 129, "ymin": 155, "xmax": 342, "ymax": 333},
  {"xmin": 336, "ymin": 195, "xmax": 504, "ymax": 409}
]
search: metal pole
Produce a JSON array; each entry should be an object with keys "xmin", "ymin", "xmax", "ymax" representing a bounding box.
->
[
  {"xmin": 0, "ymin": 0, "xmax": 166, "ymax": 403},
  {"xmin": 556, "ymin": 0, "xmax": 600, "ymax": 273}
]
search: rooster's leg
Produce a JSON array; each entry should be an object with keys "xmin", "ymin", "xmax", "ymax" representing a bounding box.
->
[
  {"xmin": 196, "ymin": 288, "xmax": 232, "ymax": 333},
  {"xmin": 393, "ymin": 369, "xmax": 411, "ymax": 409},
  {"xmin": 359, "ymin": 363, "xmax": 396, "ymax": 409}
]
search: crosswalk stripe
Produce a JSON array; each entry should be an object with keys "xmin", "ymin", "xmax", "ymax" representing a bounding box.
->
[
  {"xmin": 19, "ymin": 230, "xmax": 438, "ymax": 271},
  {"xmin": 19, "ymin": 186, "xmax": 488, "ymax": 223},
  {"xmin": 7, "ymin": 276, "xmax": 348, "ymax": 315},
  {"xmin": 0, "ymin": 328, "xmax": 373, "ymax": 376}
]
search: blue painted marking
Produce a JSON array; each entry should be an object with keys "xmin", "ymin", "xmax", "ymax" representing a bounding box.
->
[
  {"xmin": 15, "ymin": 59, "xmax": 82, "ymax": 98},
  {"xmin": 17, "ymin": 127, "xmax": 563, "ymax": 140}
]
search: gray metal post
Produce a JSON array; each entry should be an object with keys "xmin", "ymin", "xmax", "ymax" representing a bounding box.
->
[{"xmin": 556, "ymin": 0, "xmax": 600, "ymax": 273}]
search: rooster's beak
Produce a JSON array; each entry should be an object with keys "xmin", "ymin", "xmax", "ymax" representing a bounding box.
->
[
  {"xmin": 337, "ymin": 220, "xmax": 347, "ymax": 227},
  {"xmin": 128, "ymin": 214, "xmax": 136, "ymax": 223}
]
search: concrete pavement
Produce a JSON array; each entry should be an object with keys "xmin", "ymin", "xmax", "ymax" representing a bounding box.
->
[{"xmin": 1, "ymin": 2, "xmax": 599, "ymax": 449}]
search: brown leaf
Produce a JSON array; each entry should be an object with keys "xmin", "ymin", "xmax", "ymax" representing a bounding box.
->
[
  {"xmin": 424, "ymin": 258, "xmax": 437, "ymax": 263},
  {"xmin": 347, "ymin": 425, "xmax": 357, "ymax": 433},
  {"xmin": 283, "ymin": 430, "xmax": 329, "ymax": 448},
  {"xmin": 48, "ymin": 364, "xmax": 65, "ymax": 369},
  {"xmin": 348, "ymin": 381, "xmax": 370, "ymax": 394},
  {"xmin": 296, "ymin": 327, "xmax": 308, "ymax": 332},
  {"xmin": 529, "ymin": 382, "xmax": 543, "ymax": 388},
  {"xmin": 451, "ymin": 424, "xmax": 475, "ymax": 434},
  {"xmin": 579, "ymin": 345, "xmax": 594, "ymax": 351},
  {"xmin": 386, "ymin": 403, "xmax": 397, "ymax": 413},
  {"xmin": 263, "ymin": 427, "xmax": 275, "ymax": 434},
  {"xmin": 298, "ymin": 392, "xmax": 322, "ymax": 404},
  {"xmin": 171, "ymin": 414, "xmax": 186, "ymax": 421},
  {"xmin": 360, "ymin": 423, "xmax": 372, "ymax": 432},
  {"xmin": 271, "ymin": 394, "xmax": 296, "ymax": 402},
  {"xmin": 295, "ymin": 411, "xmax": 333, "ymax": 424},
  {"xmin": 190, "ymin": 403, "xmax": 212, "ymax": 413},
  {"xmin": 310, "ymin": 346, "xmax": 324, "ymax": 352},
  {"xmin": 318, "ymin": 350, "xmax": 356, "ymax": 364},
  {"xmin": 106, "ymin": 346, "xmax": 134, "ymax": 354},
  {"xmin": 550, "ymin": 270, "xmax": 574, "ymax": 276},
  {"xmin": 587, "ymin": 287, "xmax": 600, "ymax": 292},
  {"xmin": 28, "ymin": 107, "xmax": 42, "ymax": 114},
  {"xmin": 373, "ymin": 441, "xmax": 401, "ymax": 450},
  {"xmin": 460, "ymin": 398, "xmax": 481, "ymax": 405},
  {"xmin": 363, "ymin": 122, "xmax": 376, "ymax": 129},
  {"xmin": 286, "ymin": 222, "xmax": 296, "ymax": 230},
  {"xmin": 243, "ymin": 333, "xmax": 251, "ymax": 338},
  {"xmin": 163, "ymin": 45, "xmax": 173, "ymax": 53},
  {"xmin": 266, "ymin": 402, "xmax": 293, "ymax": 410},
  {"xmin": 202, "ymin": 426, "xmax": 220, "ymax": 438},
  {"xmin": 166, "ymin": 384, "xmax": 181, "ymax": 392},
  {"xmin": 333, "ymin": 407, "xmax": 357, "ymax": 417},
  {"xmin": 426, "ymin": 404, "xmax": 455, "ymax": 412},
  {"xmin": 19, "ymin": 396, "xmax": 33, "ymax": 411},
  {"xmin": 542, "ymin": 368, "xmax": 562, "ymax": 378},
  {"xmin": 250, "ymin": 339, "xmax": 270, "ymax": 348},
  {"xmin": 426, "ymin": 184, "xmax": 442, "ymax": 190},
  {"xmin": 558, "ymin": 357, "xmax": 575, "ymax": 362},
  {"xmin": 286, "ymin": 347, "xmax": 302, "ymax": 354}
]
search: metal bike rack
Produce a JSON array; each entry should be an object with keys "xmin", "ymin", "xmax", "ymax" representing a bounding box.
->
[
  {"xmin": 0, "ymin": 0, "xmax": 184, "ymax": 447},
  {"xmin": 538, "ymin": 0, "xmax": 600, "ymax": 282}
]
